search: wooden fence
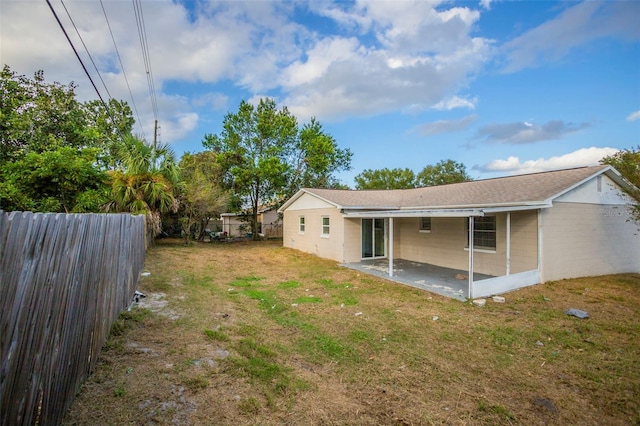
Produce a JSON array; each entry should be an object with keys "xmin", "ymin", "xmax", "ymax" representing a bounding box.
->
[{"xmin": 0, "ymin": 211, "xmax": 146, "ymax": 426}]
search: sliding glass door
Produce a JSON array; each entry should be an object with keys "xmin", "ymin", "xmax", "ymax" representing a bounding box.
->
[{"xmin": 362, "ymin": 218, "xmax": 385, "ymax": 259}]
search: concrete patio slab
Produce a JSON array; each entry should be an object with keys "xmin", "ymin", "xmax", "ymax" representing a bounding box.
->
[{"xmin": 340, "ymin": 258, "xmax": 494, "ymax": 301}]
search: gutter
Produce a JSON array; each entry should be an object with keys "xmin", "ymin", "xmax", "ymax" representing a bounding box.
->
[{"xmin": 341, "ymin": 204, "xmax": 552, "ymax": 218}]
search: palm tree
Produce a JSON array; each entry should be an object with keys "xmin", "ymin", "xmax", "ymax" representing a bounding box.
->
[{"xmin": 106, "ymin": 135, "xmax": 181, "ymax": 240}]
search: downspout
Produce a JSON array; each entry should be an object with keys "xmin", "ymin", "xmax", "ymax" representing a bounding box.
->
[
  {"xmin": 506, "ymin": 212, "xmax": 511, "ymax": 276},
  {"xmin": 388, "ymin": 217, "xmax": 394, "ymax": 277},
  {"xmin": 468, "ymin": 216, "xmax": 474, "ymax": 299}
]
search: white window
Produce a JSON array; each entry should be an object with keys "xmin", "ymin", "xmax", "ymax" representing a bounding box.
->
[
  {"xmin": 419, "ymin": 217, "xmax": 431, "ymax": 232},
  {"xmin": 321, "ymin": 216, "xmax": 330, "ymax": 237},
  {"xmin": 467, "ymin": 216, "xmax": 496, "ymax": 250},
  {"xmin": 299, "ymin": 216, "xmax": 305, "ymax": 233}
]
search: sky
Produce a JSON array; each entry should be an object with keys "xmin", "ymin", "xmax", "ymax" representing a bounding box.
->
[{"xmin": 1, "ymin": 0, "xmax": 639, "ymax": 187}]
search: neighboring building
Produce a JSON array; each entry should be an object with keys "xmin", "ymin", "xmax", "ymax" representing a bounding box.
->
[
  {"xmin": 220, "ymin": 212, "xmax": 247, "ymax": 237},
  {"xmin": 278, "ymin": 166, "xmax": 640, "ymax": 299},
  {"xmin": 221, "ymin": 206, "xmax": 282, "ymax": 238}
]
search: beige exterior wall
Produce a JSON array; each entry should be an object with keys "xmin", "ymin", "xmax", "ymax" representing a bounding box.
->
[
  {"xmin": 343, "ymin": 218, "xmax": 362, "ymax": 263},
  {"xmin": 509, "ymin": 211, "xmax": 539, "ymax": 273},
  {"xmin": 541, "ymin": 202, "xmax": 640, "ymax": 281},
  {"xmin": 282, "ymin": 208, "xmax": 345, "ymax": 262},
  {"xmin": 391, "ymin": 211, "xmax": 539, "ymax": 276},
  {"xmin": 281, "ymin": 194, "xmax": 346, "ymax": 262},
  {"xmin": 283, "ymin": 205, "xmax": 541, "ymax": 274},
  {"xmin": 393, "ymin": 217, "xmax": 467, "ymax": 268}
]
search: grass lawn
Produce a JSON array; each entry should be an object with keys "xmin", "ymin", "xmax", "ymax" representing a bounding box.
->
[{"xmin": 63, "ymin": 239, "xmax": 640, "ymax": 425}]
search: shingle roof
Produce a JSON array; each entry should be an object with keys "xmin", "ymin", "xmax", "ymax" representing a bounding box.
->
[{"xmin": 300, "ymin": 165, "xmax": 611, "ymax": 210}]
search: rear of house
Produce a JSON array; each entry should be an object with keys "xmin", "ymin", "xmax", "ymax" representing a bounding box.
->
[
  {"xmin": 279, "ymin": 166, "xmax": 640, "ymax": 298},
  {"xmin": 540, "ymin": 172, "xmax": 638, "ymax": 281}
]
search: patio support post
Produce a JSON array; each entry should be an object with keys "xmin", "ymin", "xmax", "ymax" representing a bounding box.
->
[
  {"xmin": 468, "ymin": 216, "xmax": 474, "ymax": 299},
  {"xmin": 537, "ymin": 209, "xmax": 543, "ymax": 278},
  {"xmin": 388, "ymin": 217, "xmax": 394, "ymax": 277},
  {"xmin": 506, "ymin": 212, "xmax": 511, "ymax": 276}
]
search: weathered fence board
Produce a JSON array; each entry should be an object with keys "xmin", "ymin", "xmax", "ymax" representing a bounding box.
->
[{"xmin": 0, "ymin": 211, "xmax": 145, "ymax": 426}]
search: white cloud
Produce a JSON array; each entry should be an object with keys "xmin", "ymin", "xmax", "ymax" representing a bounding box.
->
[
  {"xmin": 499, "ymin": 1, "xmax": 640, "ymax": 73},
  {"xmin": 310, "ymin": 2, "xmax": 373, "ymax": 33},
  {"xmin": 1, "ymin": 1, "xmax": 494, "ymax": 130},
  {"xmin": 475, "ymin": 147, "xmax": 620, "ymax": 174},
  {"xmin": 0, "ymin": 1, "xmax": 302, "ymax": 141},
  {"xmin": 277, "ymin": 0, "xmax": 484, "ymax": 124},
  {"xmin": 1, "ymin": 3, "xmax": 100, "ymax": 95},
  {"xmin": 159, "ymin": 112, "xmax": 199, "ymax": 143},
  {"xmin": 363, "ymin": 1, "xmax": 481, "ymax": 54},
  {"xmin": 627, "ymin": 110, "xmax": 640, "ymax": 122},
  {"xmin": 415, "ymin": 114, "xmax": 477, "ymax": 136},
  {"xmin": 476, "ymin": 120, "xmax": 590, "ymax": 144},
  {"xmin": 280, "ymin": 37, "xmax": 361, "ymax": 88},
  {"xmin": 432, "ymin": 96, "xmax": 478, "ymax": 111},
  {"xmin": 192, "ymin": 93, "xmax": 229, "ymax": 111},
  {"xmin": 279, "ymin": 1, "xmax": 492, "ymax": 120},
  {"xmin": 480, "ymin": 0, "xmax": 493, "ymax": 11}
]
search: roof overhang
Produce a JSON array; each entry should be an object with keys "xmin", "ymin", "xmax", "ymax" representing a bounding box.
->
[{"xmin": 341, "ymin": 203, "xmax": 551, "ymax": 218}]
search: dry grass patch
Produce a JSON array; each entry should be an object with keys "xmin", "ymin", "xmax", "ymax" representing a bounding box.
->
[{"xmin": 64, "ymin": 239, "xmax": 640, "ymax": 425}]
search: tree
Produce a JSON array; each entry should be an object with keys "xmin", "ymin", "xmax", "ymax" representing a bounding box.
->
[
  {"xmin": 286, "ymin": 118, "xmax": 352, "ymax": 197},
  {"xmin": 416, "ymin": 159, "xmax": 472, "ymax": 187},
  {"xmin": 601, "ymin": 146, "xmax": 640, "ymax": 223},
  {"xmin": 354, "ymin": 168, "xmax": 416, "ymax": 190},
  {"xmin": 0, "ymin": 147, "xmax": 109, "ymax": 212},
  {"xmin": 178, "ymin": 151, "xmax": 230, "ymax": 243},
  {"xmin": 107, "ymin": 135, "xmax": 181, "ymax": 239},
  {"xmin": 81, "ymin": 99, "xmax": 135, "ymax": 169},
  {"xmin": 203, "ymin": 99, "xmax": 351, "ymax": 239},
  {"xmin": 1, "ymin": 66, "xmax": 83, "ymax": 162},
  {"xmin": 203, "ymin": 99, "xmax": 298, "ymax": 239},
  {"xmin": 0, "ymin": 66, "xmax": 136, "ymax": 213},
  {"xmin": 0, "ymin": 66, "xmax": 133, "ymax": 165}
]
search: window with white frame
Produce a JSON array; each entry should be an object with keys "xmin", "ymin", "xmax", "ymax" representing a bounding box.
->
[
  {"xmin": 299, "ymin": 216, "xmax": 305, "ymax": 233},
  {"xmin": 466, "ymin": 216, "xmax": 496, "ymax": 250},
  {"xmin": 419, "ymin": 217, "xmax": 431, "ymax": 232},
  {"xmin": 321, "ymin": 216, "xmax": 330, "ymax": 236}
]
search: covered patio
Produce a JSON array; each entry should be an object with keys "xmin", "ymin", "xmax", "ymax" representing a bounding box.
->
[{"xmin": 340, "ymin": 258, "xmax": 495, "ymax": 301}]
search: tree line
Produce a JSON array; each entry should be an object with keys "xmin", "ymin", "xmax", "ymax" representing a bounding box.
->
[
  {"xmin": 1, "ymin": 66, "xmax": 638, "ymax": 241},
  {"xmin": 354, "ymin": 160, "xmax": 472, "ymax": 190},
  {"xmin": 0, "ymin": 67, "xmax": 353, "ymax": 241}
]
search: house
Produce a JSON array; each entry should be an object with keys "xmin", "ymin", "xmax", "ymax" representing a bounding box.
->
[
  {"xmin": 278, "ymin": 165, "xmax": 640, "ymax": 299},
  {"xmin": 221, "ymin": 206, "xmax": 281, "ymax": 238}
]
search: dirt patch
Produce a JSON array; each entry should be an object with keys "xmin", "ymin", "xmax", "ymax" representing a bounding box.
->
[
  {"xmin": 137, "ymin": 292, "xmax": 182, "ymax": 320},
  {"xmin": 63, "ymin": 240, "xmax": 640, "ymax": 425}
]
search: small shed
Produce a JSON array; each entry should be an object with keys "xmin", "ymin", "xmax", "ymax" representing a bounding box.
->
[{"xmin": 221, "ymin": 206, "xmax": 281, "ymax": 238}]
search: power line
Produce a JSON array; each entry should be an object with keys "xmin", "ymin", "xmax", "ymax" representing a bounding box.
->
[
  {"xmin": 46, "ymin": 0, "xmax": 131, "ymax": 145},
  {"xmin": 99, "ymin": 0, "xmax": 147, "ymax": 141},
  {"xmin": 60, "ymin": 0, "xmax": 114, "ymax": 101},
  {"xmin": 45, "ymin": 0, "xmax": 108, "ymax": 110},
  {"xmin": 132, "ymin": 0, "xmax": 159, "ymax": 128},
  {"xmin": 48, "ymin": 0, "xmax": 159, "ymax": 145}
]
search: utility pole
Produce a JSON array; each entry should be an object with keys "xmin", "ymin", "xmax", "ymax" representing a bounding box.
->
[{"xmin": 153, "ymin": 119, "xmax": 158, "ymax": 148}]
